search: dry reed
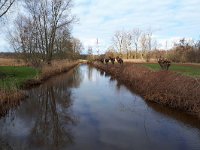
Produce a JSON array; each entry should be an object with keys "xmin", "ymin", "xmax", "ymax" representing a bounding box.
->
[{"xmin": 0, "ymin": 58, "xmax": 26, "ymax": 66}]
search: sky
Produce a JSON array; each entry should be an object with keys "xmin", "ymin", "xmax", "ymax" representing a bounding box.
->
[
  {"xmin": 0, "ymin": 0, "xmax": 200, "ymax": 53},
  {"xmin": 72, "ymin": 0, "xmax": 200, "ymax": 54}
]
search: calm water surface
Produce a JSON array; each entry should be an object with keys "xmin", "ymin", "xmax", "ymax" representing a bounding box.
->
[{"xmin": 0, "ymin": 65, "xmax": 200, "ymax": 150}]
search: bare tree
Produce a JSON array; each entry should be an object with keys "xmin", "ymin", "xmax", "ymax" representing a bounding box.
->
[
  {"xmin": 87, "ymin": 46, "xmax": 93, "ymax": 60},
  {"xmin": 146, "ymin": 30, "xmax": 153, "ymax": 51},
  {"xmin": 10, "ymin": 0, "xmax": 75, "ymax": 65},
  {"xmin": 140, "ymin": 33, "xmax": 148, "ymax": 59},
  {"xmin": 0, "ymin": 0, "xmax": 15, "ymax": 18},
  {"xmin": 113, "ymin": 31, "xmax": 124, "ymax": 56},
  {"xmin": 145, "ymin": 29, "xmax": 153, "ymax": 62},
  {"xmin": 122, "ymin": 31, "xmax": 132, "ymax": 59},
  {"xmin": 87, "ymin": 46, "xmax": 93, "ymax": 55},
  {"xmin": 71, "ymin": 37, "xmax": 83, "ymax": 59},
  {"xmin": 132, "ymin": 28, "xmax": 142, "ymax": 59}
]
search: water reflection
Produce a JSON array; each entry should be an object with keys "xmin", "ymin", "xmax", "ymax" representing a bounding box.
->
[
  {"xmin": 0, "ymin": 67, "xmax": 82, "ymax": 150},
  {"xmin": 0, "ymin": 65, "xmax": 199, "ymax": 150},
  {"xmin": 0, "ymin": 98, "xmax": 22, "ymax": 119},
  {"xmin": 88, "ymin": 65, "xmax": 93, "ymax": 81}
]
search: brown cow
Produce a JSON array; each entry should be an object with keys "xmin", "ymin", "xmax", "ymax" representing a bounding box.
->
[
  {"xmin": 116, "ymin": 56, "xmax": 123, "ymax": 65},
  {"xmin": 158, "ymin": 57, "xmax": 171, "ymax": 70}
]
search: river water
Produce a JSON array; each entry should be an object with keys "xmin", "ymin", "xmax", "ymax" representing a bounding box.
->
[{"xmin": 0, "ymin": 65, "xmax": 200, "ymax": 150}]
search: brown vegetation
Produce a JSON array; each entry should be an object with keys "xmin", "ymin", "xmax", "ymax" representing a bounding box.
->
[
  {"xmin": 93, "ymin": 62, "xmax": 200, "ymax": 119},
  {"xmin": 22, "ymin": 60, "xmax": 79, "ymax": 88},
  {"xmin": 0, "ymin": 58, "xmax": 26, "ymax": 66},
  {"xmin": 0, "ymin": 90, "xmax": 26, "ymax": 118}
]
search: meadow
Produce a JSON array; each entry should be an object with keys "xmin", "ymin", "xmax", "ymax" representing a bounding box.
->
[
  {"xmin": 142, "ymin": 63, "xmax": 200, "ymax": 77},
  {"xmin": 0, "ymin": 66, "xmax": 39, "ymax": 90}
]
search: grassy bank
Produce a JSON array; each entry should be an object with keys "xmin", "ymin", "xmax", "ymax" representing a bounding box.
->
[
  {"xmin": 0, "ymin": 66, "xmax": 39, "ymax": 90},
  {"xmin": 142, "ymin": 63, "xmax": 200, "ymax": 77},
  {"xmin": 93, "ymin": 62, "xmax": 200, "ymax": 119},
  {"xmin": 0, "ymin": 60, "xmax": 79, "ymax": 117}
]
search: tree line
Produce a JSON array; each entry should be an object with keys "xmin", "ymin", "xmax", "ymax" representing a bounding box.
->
[
  {"xmin": 106, "ymin": 28, "xmax": 200, "ymax": 63},
  {"xmin": 109, "ymin": 28, "xmax": 156, "ymax": 61}
]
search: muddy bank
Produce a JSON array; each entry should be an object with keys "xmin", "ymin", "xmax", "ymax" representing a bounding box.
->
[
  {"xmin": 92, "ymin": 62, "xmax": 200, "ymax": 119},
  {"xmin": 0, "ymin": 62, "xmax": 79, "ymax": 116}
]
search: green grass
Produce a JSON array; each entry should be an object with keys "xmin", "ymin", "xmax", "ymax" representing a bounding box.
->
[
  {"xmin": 142, "ymin": 63, "xmax": 200, "ymax": 77},
  {"xmin": 0, "ymin": 66, "xmax": 39, "ymax": 90}
]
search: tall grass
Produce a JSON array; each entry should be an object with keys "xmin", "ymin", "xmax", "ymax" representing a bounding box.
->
[
  {"xmin": 39, "ymin": 60, "xmax": 79, "ymax": 81},
  {"xmin": 0, "ymin": 58, "xmax": 26, "ymax": 66}
]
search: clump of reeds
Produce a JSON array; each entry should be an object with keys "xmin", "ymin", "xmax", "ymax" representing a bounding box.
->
[
  {"xmin": 20, "ymin": 60, "xmax": 79, "ymax": 89},
  {"xmin": 0, "ymin": 90, "xmax": 26, "ymax": 118},
  {"xmin": 0, "ymin": 58, "xmax": 26, "ymax": 66},
  {"xmin": 39, "ymin": 60, "xmax": 79, "ymax": 81}
]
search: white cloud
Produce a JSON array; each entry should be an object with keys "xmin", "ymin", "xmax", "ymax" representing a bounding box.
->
[{"xmin": 72, "ymin": 0, "xmax": 200, "ymax": 54}]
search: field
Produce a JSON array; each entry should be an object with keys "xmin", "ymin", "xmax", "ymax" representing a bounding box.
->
[
  {"xmin": 142, "ymin": 63, "xmax": 200, "ymax": 77},
  {"xmin": 0, "ymin": 58, "xmax": 26, "ymax": 66},
  {"xmin": 0, "ymin": 66, "xmax": 39, "ymax": 90}
]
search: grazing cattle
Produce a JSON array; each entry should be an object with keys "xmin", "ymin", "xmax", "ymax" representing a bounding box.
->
[
  {"xmin": 109, "ymin": 57, "xmax": 115, "ymax": 65},
  {"xmin": 116, "ymin": 56, "xmax": 123, "ymax": 65},
  {"xmin": 158, "ymin": 57, "xmax": 171, "ymax": 70},
  {"xmin": 105, "ymin": 58, "xmax": 110, "ymax": 65},
  {"xmin": 99, "ymin": 58, "xmax": 104, "ymax": 64}
]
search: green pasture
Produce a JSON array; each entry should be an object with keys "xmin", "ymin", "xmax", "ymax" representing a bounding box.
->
[
  {"xmin": 142, "ymin": 63, "xmax": 200, "ymax": 77},
  {"xmin": 0, "ymin": 66, "xmax": 39, "ymax": 90}
]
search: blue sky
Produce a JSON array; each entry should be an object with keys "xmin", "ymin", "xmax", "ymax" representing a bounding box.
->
[
  {"xmin": 0, "ymin": 0, "xmax": 200, "ymax": 53},
  {"xmin": 72, "ymin": 0, "xmax": 200, "ymax": 54}
]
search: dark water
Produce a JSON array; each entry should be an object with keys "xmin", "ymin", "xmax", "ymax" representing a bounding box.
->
[{"xmin": 0, "ymin": 65, "xmax": 200, "ymax": 150}]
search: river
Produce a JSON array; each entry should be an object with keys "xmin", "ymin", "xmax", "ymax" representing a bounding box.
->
[{"xmin": 0, "ymin": 65, "xmax": 200, "ymax": 150}]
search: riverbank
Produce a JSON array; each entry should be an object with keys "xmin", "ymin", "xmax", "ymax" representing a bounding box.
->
[
  {"xmin": 92, "ymin": 62, "xmax": 200, "ymax": 119},
  {"xmin": 22, "ymin": 60, "xmax": 79, "ymax": 88},
  {"xmin": 0, "ymin": 60, "xmax": 79, "ymax": 117}
]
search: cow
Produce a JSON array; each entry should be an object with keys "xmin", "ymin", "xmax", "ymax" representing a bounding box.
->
[
  {"xmin": 109, "ymin": 57, "xmax": 115, "ymax": 65},
  {"xmin": 116, "ymin": 56, "xmax": 123, "ymax": 65},
  {"xmin": 158, "ymin": 57, "xmax": 171, "ymax": 70}
]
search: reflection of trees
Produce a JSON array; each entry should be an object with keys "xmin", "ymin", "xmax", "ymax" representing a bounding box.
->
[
  {"xmin": 88, "ymin": 65, "xmax": 93, "ymax": 81},
  {"xmin": 0, "ymin": 67, "xmax": 82, "ymax": 149},
  {"xmin": 0, "ymin": 99, "xmax": 21, "ymax": 119},
  {"xmin": 100, "ymin": 70, "xmax": 104, "ymax": 76},
  {"xmin": 27, "ymin": 67, "xmax": 82, "ymax": 149},
  {"xmin": 29, "ymin": 86, "xmax": 76, "ymax": 149},
  {"xmin": 0, "ymin": 139, "xmax": 12, "ymax": 150}
]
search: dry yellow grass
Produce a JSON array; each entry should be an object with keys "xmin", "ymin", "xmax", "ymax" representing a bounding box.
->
[
  {"xmin": 0, "ymin": 58, "xmax": 26, "ymax": 66},
  {"xmin": 123, "ymin": 58, "xmax": 157, "ymax": 63},
  {"xmin": 0, "ymin": 90, "xmax": 25, "ymax": 103},
  {"xmin": 40, "ymin": 60, "xmax": 79, "ymax": 81}
]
